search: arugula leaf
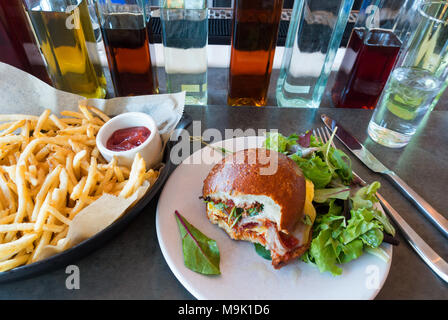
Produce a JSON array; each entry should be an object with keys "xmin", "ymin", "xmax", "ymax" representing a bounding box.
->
[
  {"xmin": 247, "ymin": 207, "xmax": 260, "ymax": 216},
  {"xmin": 254, "ymin": 243, "xmax": 272, "ymax": 260},
  {"xmin": 175, "ymin": 211, "xmax": 221, "ymax": 275}
]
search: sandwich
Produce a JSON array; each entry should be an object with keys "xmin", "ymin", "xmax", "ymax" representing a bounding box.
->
[{"xmin": 202, "ymin": 148, "xmax": 316, "ymax": 269}]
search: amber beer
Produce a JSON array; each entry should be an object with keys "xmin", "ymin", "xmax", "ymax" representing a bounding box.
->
[
  {"xmin": 228, "ymin": 0, "xmax": 283, "ymax": 106},
  {"xmin": 101, "ymin": 13, "xmax": 158, "ymax": 97}
]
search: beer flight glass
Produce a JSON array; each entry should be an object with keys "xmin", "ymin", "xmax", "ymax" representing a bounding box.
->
[
  {"xmin": 95, "ymin": 0, "xmax": 159, "ymax": 97},
  {"xmin": 23, "ymin": 0, "xmax": 106, "ymax": 99},
  {"xmin": 276, "ymin": 0, "xmax": 354, "ymax": 108},
  {"xmin": 227, "ymin": 0, "xmax": 283, "ymax": 107},
  {"xmin": 161, "ymin": 0, "xmax": 208, "ymax": 105},
  {"xmin": 331, "ymin": 0, "xmax": 419, "ymax": 109},
  {"xmin": 0, "ymin": 0, "xmax": 51, "ymax": 84}
]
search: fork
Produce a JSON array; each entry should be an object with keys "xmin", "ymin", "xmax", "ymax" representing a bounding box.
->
[{"xmin": 314, "ymin": 127, "xmax": 448, "ymax": 284}]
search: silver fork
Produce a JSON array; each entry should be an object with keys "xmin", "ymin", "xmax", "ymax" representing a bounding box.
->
[{"xmin": 314, "ymin": 127, "xmax": 448, "ymax": 284}]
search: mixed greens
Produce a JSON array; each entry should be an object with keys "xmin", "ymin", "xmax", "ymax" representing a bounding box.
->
[{"xmin": 264, "ymin": 131, "xmax": 396, "ymax": 276}]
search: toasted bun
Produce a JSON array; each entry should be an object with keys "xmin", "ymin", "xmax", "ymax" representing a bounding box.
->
[{"xmin": 203, "ymin": 148, "xmax": 306, "ymax": 233}]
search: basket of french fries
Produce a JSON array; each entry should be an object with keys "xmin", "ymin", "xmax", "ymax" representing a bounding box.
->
[{"xmin": 0, "ymin": 105, "xmax": 184, "ymax": 281}]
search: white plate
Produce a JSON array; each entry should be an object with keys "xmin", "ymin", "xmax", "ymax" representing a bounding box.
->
[{"xmin": 156, "ymin": 136, "xmax": 392, "ymax": 300}]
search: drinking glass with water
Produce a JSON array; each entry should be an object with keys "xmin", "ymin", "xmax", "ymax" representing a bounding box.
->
[
  {"xmin": 161, "ymin": 0, "xmax": 208, "ymax": 105},
  {"xmin": 368, "ymin": 1, "xmax": 448, "ymax": 148}
]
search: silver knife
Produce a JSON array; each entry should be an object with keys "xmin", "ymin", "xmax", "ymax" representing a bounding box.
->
[{"xmin": 321, "ymin": 114, "xmax": 448, "ymax": 239}]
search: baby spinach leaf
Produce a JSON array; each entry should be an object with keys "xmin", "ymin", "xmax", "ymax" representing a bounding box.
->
[{"xmin": 175, "ymin": 211, "xmax": 221, "ymax": 275}]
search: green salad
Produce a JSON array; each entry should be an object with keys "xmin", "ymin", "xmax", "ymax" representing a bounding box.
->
[{"xmin": 264, "ymin": 131, "xmax": 396, "ymax": 276}]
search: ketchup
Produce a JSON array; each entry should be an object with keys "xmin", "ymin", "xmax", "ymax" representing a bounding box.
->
[{"xmin": 106, "ymin": 126, "xmax": 151, "ymax": 152}]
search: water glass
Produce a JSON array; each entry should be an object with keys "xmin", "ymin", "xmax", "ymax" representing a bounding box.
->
[
  {"xmin": 276, "ymin": 0, "xmax": 354, "ymax": 108},
  {"xmin": 368, "ymin": 1, "xmax": 448, "ymax": 148},
  {"xmin": 160, "ymin": 0, "xmax": 208, "ymax": 105}
]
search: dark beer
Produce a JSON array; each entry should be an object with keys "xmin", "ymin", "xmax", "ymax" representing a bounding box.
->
[
  {"xmin": 227, "ymin": 0, "xmax": 283, "ymax": 106},
  {"xmin": 0, "ymin": 0, "xmax": 50, "ymax": 84},
  {"xmin": 332, "ymin": 28, "xmax": 402, "ymax": 109},
  {"xmin": 101, "ymin": 14, "xmax": 158, "ymax": 97}
]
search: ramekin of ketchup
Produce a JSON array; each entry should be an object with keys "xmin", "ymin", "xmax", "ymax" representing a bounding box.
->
[
  {"xmin": 96, "ymin": 112, "xmax": 162, "ymax": 169},
  {"xmin": 106, "ymin": 126, "xmax": 151, "ymax": 152}
]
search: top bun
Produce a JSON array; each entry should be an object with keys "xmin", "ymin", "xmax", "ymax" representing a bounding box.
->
[{"xmin": 203, "ymin": 148, "xmax": 306, "ymax": 233}]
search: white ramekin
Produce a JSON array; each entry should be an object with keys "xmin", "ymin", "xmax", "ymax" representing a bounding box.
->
[{"xmin": 96, "ymin": 112, "xmax": 163, "ymax": 169}]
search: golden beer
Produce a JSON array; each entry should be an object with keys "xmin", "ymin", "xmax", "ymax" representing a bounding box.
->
[{"xmin": 28, "ymin": 0, "xmax": 105, "ymax": 98}]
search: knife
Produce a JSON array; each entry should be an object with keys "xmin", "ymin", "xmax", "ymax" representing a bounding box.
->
[{"xmin": 321, "ymin": 114, "xmax": 448, "ymax": 239}]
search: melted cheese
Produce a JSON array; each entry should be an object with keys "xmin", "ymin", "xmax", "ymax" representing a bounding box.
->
[{"xmin": 302, "ymin": 179, "xmax": 316, "ymax": 241}]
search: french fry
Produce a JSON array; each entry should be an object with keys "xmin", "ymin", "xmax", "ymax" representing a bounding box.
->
[
  {"xmin": 0, "ymin": 223, "xmax": 35, "ymax": 233},
  {"xmin": 87, "ymin": 106, "xmax": 110, "ymax": 122},
  {"xmin": 0, "ymin": 106, "xmax": 160, "ymax": 271},
  {"xmin": 73, "ymin": 149, "xmax": 87, "ymax": 178},
  {"xmin": 119, "ymin": 153, "xmax": 146, "ymax": 198},
  {"xmin": 0, "ymin": 120, "xmax": 26, "ymax": 137},
  {"xmin": 81, "ymin": 157, "xmax": 97, "ymax": 198},
  {"xmin": 47, "ymin": 206, "xmax": 71, "ymax": 226},
  {"xmin": 33, "ymin": 109, "xmax": 51, "ymax": 137},
  {"xmin": 0, "ymin": 233, "xmax": 37, "ymax": 261},
  {"xmin": 31, "ymin": 165, "xmax": 62, "ymax": 221},
  {"xmin": 0, "ymin": 254, "xmax": 29, "ymax": 272},
  {"xmin": 49, "ymin": 114, "xmax": 68, "ymax": 130}
]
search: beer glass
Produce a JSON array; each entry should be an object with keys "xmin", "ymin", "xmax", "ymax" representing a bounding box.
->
[
  {"xmin": 161, "ymin": 0, "xmax": 208, "ymax": 105},
  {"xmin": 227, "ymin": 0, "xmax": 283, "ymax": 107},
  {"xmin": 96, "ymin": 0, "xmax": 159, "ymax": 97},
  {"xmin": 331, "ymin": 0, "xmax": 419, "ymax": 109},
  {"xmin": 276, "ymin": 0, "xmax": 354, "ymax": 108},
  {"xmin": 368, "ymin": 1, "xmax": 448, "ymax": 148},
  {"xmin": 24, "ymin": 0, "xmax": 106, "ymax": 98}
]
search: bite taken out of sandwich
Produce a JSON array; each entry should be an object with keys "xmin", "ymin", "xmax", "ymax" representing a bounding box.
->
[{"xmin": 202, "ymin": 148, "xmax": 316, "ymax": 269}]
